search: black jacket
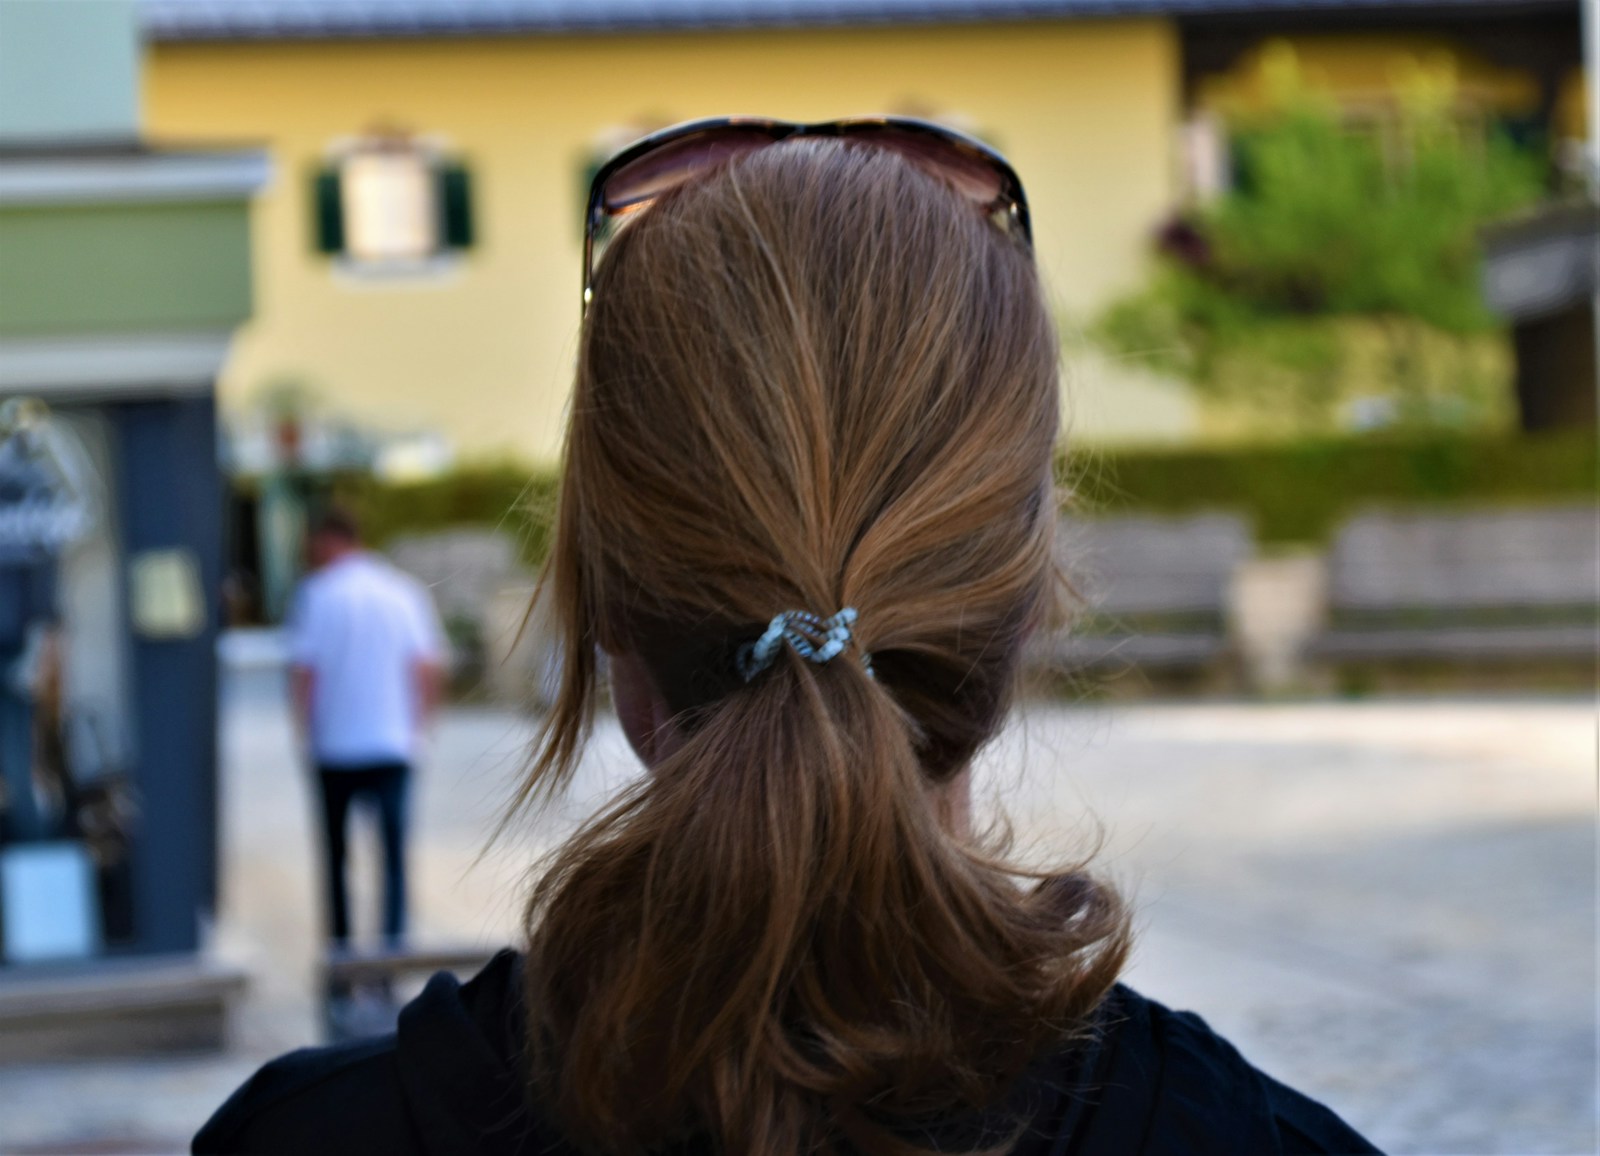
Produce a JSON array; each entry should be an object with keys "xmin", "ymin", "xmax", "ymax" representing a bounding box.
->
[{"xmin": 194, "ymin": 951, "xmax": 1380, "ymax": 1155}]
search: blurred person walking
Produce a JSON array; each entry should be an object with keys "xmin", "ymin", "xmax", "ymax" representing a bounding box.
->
[{"xmin": 289, "ymin": 507, "xmax": 444, "ymax": 948}]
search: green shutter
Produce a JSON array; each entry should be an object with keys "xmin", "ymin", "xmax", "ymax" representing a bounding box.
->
[
  {"xmin": 438, "ymin": 163, "xmax": 475, "ymax": 250},
  {"xmin": 312, "ymin": 167, "xmax": 344, "ymax": 255}
]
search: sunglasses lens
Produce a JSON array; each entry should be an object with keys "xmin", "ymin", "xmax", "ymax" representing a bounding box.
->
[
  {"xmin": 855, "ymin": 127, "xmax": 1009, "ymax": 208},
  {"xmin": 585, "ymin": 118, "xmax": 1028, "ymax": 313},
  {"xmin": 600, "ymin": 128, "xmax": 780, "ymax": 214}
]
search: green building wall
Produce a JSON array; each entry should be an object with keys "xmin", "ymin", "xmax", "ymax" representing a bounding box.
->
[{"xmin": 0, "ymin": 200, "xmax": 253, "ymax": 337}]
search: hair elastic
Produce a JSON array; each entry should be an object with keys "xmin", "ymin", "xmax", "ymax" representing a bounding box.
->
[{"xmin": 736, "ymin": 608, "xmax": 871, "ymax": 682}]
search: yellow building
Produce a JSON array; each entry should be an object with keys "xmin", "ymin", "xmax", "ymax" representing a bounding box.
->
[{"xmin": 140, "ymin": 0, "xmax": 1585, "ymax": 464}]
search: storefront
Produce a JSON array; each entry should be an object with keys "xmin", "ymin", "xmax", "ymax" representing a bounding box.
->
[{"xmin": 0, "ymin": 0, "xmax": 265, "ymax": 1052}]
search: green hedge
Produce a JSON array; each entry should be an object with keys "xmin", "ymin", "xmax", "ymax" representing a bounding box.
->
[
  {"xmin": 325, "ymin": 432, "xmax": 1595, "ymax": 561},
  {"xmin": 334, "ymin": 464, "xmax": 560, "ymax": 567},
  {"xmin": 1062, "ymin": 429, "xmax": 1596, "ymax": 543}
]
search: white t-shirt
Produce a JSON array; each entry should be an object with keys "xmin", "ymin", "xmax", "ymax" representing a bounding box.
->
[{"xmin": 289, "ymin": 553, "xmax": 445, "ymax": 766}]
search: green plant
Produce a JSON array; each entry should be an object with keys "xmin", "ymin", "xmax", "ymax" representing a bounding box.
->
[
  {"xmin": 1061, "ymin": 429, "xmax": 1596, "ymax": 543},
  {"xmin": 296, "ymin": 430, "xmax": 1596, "ymax": 570},
  {"xmin": 332, "ymin": 462, "xmax": 560, "ymax": 566},
  {"xmin": 1093, "ymin": 62, "xmax": 1545, "ymax": 431}
]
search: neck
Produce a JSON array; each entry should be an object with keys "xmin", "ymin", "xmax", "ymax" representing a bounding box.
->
[
  {"xmin": 934, "ymin": 767, "xmax": 973, "ymax": 840},
  {"xmin": 318, "ymin": 543, "xmax": 359, "ymax": 570}
]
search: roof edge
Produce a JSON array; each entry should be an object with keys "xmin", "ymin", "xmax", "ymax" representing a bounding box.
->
[{"xmin": 139, "ymin": 0, "xmax": 1574, "ymax": 44}]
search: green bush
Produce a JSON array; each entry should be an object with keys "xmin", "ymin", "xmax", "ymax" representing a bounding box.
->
[
  {"xmin": 1092, "ymin": 63, "xmax": 1545, "ymax": 432},
  {"xmin": 320, "ymin": 432, "xmax": 1594, "ymax": 565},
  {"xmin": 333, "ymin": 463, "xmax": 560, "ymax": 567},
  {"xmin": 1063, "ymin": 430, "xmax": 1596, "ymax": 543}
]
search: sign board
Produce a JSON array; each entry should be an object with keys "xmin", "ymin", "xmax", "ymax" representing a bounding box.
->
[{"xmin": 129, "ymin": 548, "xmax": 206, "ymax": 639}]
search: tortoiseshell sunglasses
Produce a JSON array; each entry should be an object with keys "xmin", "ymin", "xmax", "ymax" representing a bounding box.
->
[{"xmin": 582, "ymin": 115, "xmax": 1033, "ymax": 315}]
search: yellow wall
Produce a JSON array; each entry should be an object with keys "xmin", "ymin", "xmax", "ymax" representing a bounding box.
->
[{"xmin": 145, "ymin": 22, "xmax": 1182, "ymax": 462}]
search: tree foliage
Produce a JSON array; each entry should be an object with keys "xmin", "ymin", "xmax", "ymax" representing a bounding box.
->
[{"xmin": 1094, "ymin": 62, "xmax": 1545, "ymax": 431}]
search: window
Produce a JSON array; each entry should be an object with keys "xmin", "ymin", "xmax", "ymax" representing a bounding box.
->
[{"xmin": 313, "ymin": 130, "xmax": 475, "ymax": 274}]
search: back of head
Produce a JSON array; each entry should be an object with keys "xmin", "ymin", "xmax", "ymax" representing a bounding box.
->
[
  {"xmin": 311, "ymin": 504, "xmax": 360, "ymax": 544},
  {"xmin": 308, "ymin": 504, "xmax": 360, "ymax": 569},
  {"xmin": 523, "ymin": 138, "xmax": 1128, "ymax": 1154}
]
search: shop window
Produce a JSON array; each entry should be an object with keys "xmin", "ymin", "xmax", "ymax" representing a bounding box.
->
[{"xmin": 313, "ymin": 131, "xmax": 475, "ymax": 274}]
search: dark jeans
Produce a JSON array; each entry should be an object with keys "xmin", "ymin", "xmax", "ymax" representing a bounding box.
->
[{"xmin": 316, "ymin": 762, "xmax": 410, "ymax": 945}]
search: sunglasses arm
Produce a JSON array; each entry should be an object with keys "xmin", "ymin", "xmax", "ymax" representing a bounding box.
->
[{"xmin": 581, "ymin": 213, "xmax": 596, "ymax": 318}]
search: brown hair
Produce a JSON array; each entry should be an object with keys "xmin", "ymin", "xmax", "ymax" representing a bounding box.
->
[
  {"xmin": 519, "ymin": 138, "xmax": 1129, "ymax": 1154},
  {"xmin": 310, "ymin": 504, "xmax": 360, "ymax": 544}
]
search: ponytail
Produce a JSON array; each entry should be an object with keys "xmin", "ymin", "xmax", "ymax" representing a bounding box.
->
[{"xmin": 524, "ymin": 646, "xmax": 1126, "ymax": 1154}]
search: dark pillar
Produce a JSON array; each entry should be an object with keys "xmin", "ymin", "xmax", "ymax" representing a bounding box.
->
[
  {"xmin": 113, "ymin": 396, "xmax": 221, "ymax": 956},
  {"xmin": 1513, "ymin": 305, "xmax": 1599, "ymax": 431}
]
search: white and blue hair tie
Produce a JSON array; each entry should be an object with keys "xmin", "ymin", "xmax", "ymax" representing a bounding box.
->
[{"xmin": 736, "ymin": 607, "xmax": 873, "ymax": 682}]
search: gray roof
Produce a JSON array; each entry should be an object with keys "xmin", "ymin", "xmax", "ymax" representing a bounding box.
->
[{"xmin": 139, "ymin": 0, "xmax": 1569, "ymax": 40}]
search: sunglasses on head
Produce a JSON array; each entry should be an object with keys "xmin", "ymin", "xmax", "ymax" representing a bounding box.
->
[{"xmin": 582, "ymin": 115, "xmax": 1034, "ymax": 315}]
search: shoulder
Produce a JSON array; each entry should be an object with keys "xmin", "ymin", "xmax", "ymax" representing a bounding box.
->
[
  {"xmin": 291, "ymin": 570, "xmax": 329, "ymax": 614},
  {"xmin": 1041, "ymin": 985, "xmax": 1381, "ymax": 1156},
  {"xmin": 293, "ymin": 561, "xmax": 358, "ymax": 616},
  {"xmin": 361, "ymin": 557, "xmax": 437, "ymax": 611},
  {"xmin": 288, "ymin": 575, "xmax": 332, "ymax": 657},
  {"xmin": 192, "ymin": 1034, "xmax": 419, "ymax": 1156}
]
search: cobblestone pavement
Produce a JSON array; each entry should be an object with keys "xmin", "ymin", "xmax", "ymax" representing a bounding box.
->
[{"xmin": 1, "ymin": 674, "xmax": 1592, "ymax": 1155}]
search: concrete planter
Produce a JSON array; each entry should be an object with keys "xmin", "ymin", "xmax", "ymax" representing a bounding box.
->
[{"xmin": 1228, "ymin": 552, "xmax": 1327, "ymax": 695}]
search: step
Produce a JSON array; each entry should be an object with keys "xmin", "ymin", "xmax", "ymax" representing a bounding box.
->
[{"xmin": 0, "ymin": 954, "xmax": 247, "ymax": 1062}]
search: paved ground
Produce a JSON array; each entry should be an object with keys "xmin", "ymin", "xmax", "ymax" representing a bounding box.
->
[{"xmin": 1, "ymin": 674, "xmax": 1593, "ymax": 1154}]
